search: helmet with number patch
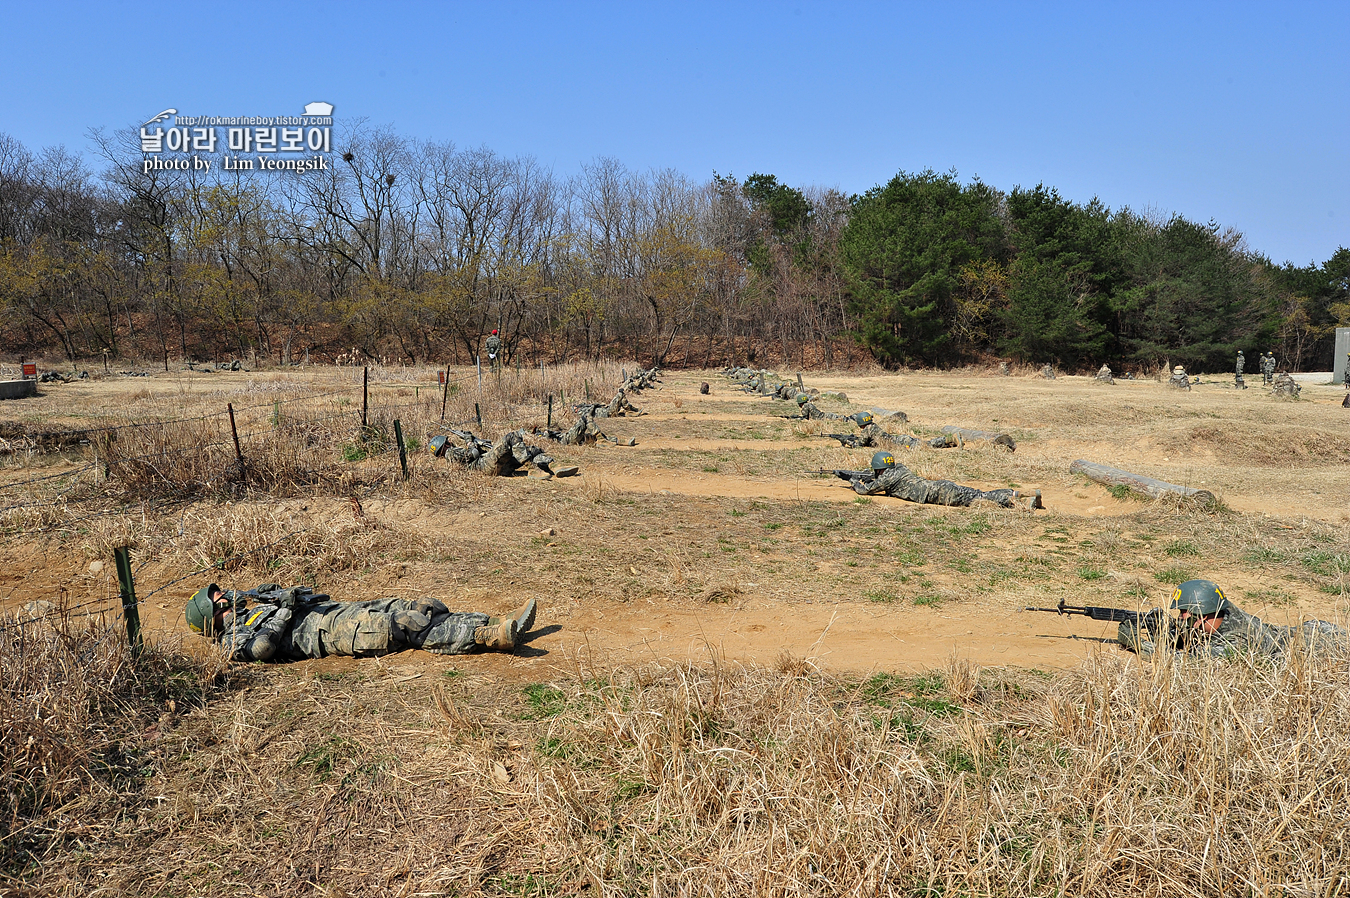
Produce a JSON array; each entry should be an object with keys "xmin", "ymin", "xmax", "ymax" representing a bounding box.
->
[
  {"xmin": 1169, "ymin": 579, "xmax": 1232, "ymax": 617},
  {"xmin": 184, "ymin": 584, "xmax": 221, "ymax": 636},
  {"xmin": 870, "ymin": 451, "xmax": 896, "ymax": 471},
  {"xmin": 853, "ymin": 412, "xmax": 874, "ymax": 427},
  {"xmin": 795, "ymin": 393, "xmax": 809, "ymax": 406}
]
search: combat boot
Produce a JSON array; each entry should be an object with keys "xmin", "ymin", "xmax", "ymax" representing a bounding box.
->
[
  {"xmin": 474, "ymin": 617, "xmax": 517, "ymax": 650},
  {"xmin": 486, "ymin": 598, "xmax": 538, "ymax": 637}
]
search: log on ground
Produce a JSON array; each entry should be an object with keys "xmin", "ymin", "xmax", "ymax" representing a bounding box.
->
[{"xmin": 1069, "ymin": 459, "xmax": 1216, "ymax": 505}]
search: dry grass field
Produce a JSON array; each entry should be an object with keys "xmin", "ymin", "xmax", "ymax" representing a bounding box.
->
[{"xmin": 2, "ymin": 360, "xmax": 1348, "ymax": 896}]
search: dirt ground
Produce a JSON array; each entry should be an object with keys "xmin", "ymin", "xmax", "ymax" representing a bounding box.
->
[{"xmin": 3, "ymin": 365, "xmax": 1348, "ymax": 681}]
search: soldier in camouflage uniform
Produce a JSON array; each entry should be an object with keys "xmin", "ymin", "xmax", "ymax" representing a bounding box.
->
[
  {"xmin": 832, "ymin": 412, "xmax": 961, "ymax": 450},
  {"xmin": 1117, "ymin": 579, "xmax": 1346, "ymax": 660},
  {"xmin": 1235, "ymin": 351, "xmax": 1247, "ymax": 389},
  {"xmin": 535, "ymin": 410, "xmax": 636, "ymax": 447},
  {"xmin": 1271, "ymin": 372, "xmax": 1301, "ymax": 399},
  {"xmin": 185, "ymin": 584, "xmax": 539, "ymax": 662},
  {"xmin": 1260, "ymin": 352, "xmax": 1276, "ymax": 385},
  {"xmin": 1168, "ymin": 365, "xmax": 1192, "ymax": 390},
  {"xmin": 794, "ymin": 393, "xmax": 846, "ymax": 421},
  {"xmin": 850, "ymin": 451, "xmax": 1042, "ymax": 508},
  {"xmin": 1095, "ymin": 364, "xmax": 1114, "ymax": 384},
  {"xmin": 484, "ymin": 330, "xmax": 503, "ymax": 370},
  {"xmin": 429, "ymin": 430, "xmax": 575, "ymax": 477}
]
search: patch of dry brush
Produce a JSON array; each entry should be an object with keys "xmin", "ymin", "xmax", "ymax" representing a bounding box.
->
[{"xmin": 17, "ymin": 645, "xmax": 1350, "ymax": 897}]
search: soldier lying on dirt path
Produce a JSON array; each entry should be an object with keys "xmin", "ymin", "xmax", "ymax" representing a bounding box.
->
[
  {"xmin": 834, "ymin": 451, "xmax": 1043, "ymax": 509},
  {"xmin": 186, "ymin": 584, "xmax": 539, "ymax": 662},
  {"xmin": 428, "ymin": 429, "xmax": 579, "ymax": 478}
]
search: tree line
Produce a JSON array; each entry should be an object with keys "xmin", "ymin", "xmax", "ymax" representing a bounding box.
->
[{"xmin": 1, "ymin": 126, "xmax": 1346, "ymax": 372}]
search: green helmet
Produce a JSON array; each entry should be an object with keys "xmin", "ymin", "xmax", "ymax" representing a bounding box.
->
[
  {"xmin": 185, "ymin": 584, "xmax": 220, "ymax": 635},
  {"xmin": 795, "ymin": 393, "xmax": 809, "ymax": 406},
  {"xmin": 853, "ymin": 412, "xmax": 874, "ymax": 427},
  {"xmin": 1169, "ymin": 579, "xmax": 1231, "ymax": 617},
  {"xmin": 870, "ymin": 451, "xmax": 896, "ymax": 471}
]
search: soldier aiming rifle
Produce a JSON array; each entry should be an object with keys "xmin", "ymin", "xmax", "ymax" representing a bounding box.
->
[{"xmin": 1027, "ymin": 579, "xmax": 1347, "ymax": 660}]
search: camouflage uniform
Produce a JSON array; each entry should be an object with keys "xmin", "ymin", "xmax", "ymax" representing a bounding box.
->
[
  {"xmin": 1271, "ymin": 373, "xmax": 1301, "ymax": 399},
  {"xmin": 1168, "ymin": 366, "xmax": 1191, "ymax": 390},
  {"xmin": 439, "ymin": 430, "xmax": 555, "ymax": 476},
  {"xmin": 1235, "ymin": 351, "xmax": 1246, "ymax": 389},
  {"xmin": 800, "ymin": 399, "xmax": 845, "ymax": 421},
  {"xmin": 1095, "ymin": 364, "xmax": 1114, "ymax": 384},
  {"xmin": 836, "ymin": 424, "xmax": 956, "ymax": 450},
  {"xmin": 484, "ymin": 333, "xmax": 503, "ymax": 369},
  {"xmin": 217, "ymin": 596, "xmax": 488, "ymax": 662},
  {"xmin": 1042, "ymin": 364, "xmax": 1056, "ymax": 379},
  {"xmin": 536, "ymin": 411, "xmax": 632, "ymax": 447},
  {"xmin": 851, "ymin": 463, "xmax": 1019, "ymax": 507},
  {"xmin": 1260, "ymin": 353, "xmax": 1276, "ymax": 385},
  {"xmin": 1118, "ymin": 606, "xmax": 1346, "ymax": 660}
]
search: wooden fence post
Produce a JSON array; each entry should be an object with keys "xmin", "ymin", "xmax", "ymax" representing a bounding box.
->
[
  {"xmin": 227, "ymin": 403, "xmax": 243, "ymax": 467},
  {"xmin": 362, "ymin": 366, "xmax": 369, "ymax": 428}
]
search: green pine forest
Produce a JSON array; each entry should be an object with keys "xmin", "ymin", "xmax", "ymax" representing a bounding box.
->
[{"xmin": 2, "ymin": 127, "xmax": 1346, "ymax": 372}]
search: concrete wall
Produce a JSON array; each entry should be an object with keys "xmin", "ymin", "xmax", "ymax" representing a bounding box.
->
[
  {"xmin": 0, "ymin": 379, "xmax": 38, "ymax": 400},
  {"xmin": 1336, "ymin": 327, "xmax": 1349, "ymax": 387}
]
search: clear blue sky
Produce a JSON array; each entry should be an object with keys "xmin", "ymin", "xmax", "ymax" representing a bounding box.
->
[{"xmin": 3, "ymin": 0, "xmax": 1345, "ymax": 267}]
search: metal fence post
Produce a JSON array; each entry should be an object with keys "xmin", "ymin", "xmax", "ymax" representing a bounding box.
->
[
  {"xmin": 393, "ymin": 419, "xmax": 409, "ymax": 480},
  {"xmin": 440, "ymin": 366, "xmax": 451, "ymax": 423},
  {"xmin": 114, "ymin": 546, "xmax": 142, "ymax": 659}
]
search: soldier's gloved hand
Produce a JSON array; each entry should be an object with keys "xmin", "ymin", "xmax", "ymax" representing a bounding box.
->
[
  {"xmin": 256, "ymin": 583, "xmax": 282, "ymax": 594},
  {"xmin": 273, "ymin": 586, "xmax": 314, "ymax": 610},
  {"xmin": 1143, "ymin": 608, "xmax": 1167, "ymax": 641},
  {"xmin": 413, "ymin": 597, "xmax": 448, "ymax": 617},
  {"xmin": 223, "ymin": 590, "xmax": 250, "ymax": 612}
]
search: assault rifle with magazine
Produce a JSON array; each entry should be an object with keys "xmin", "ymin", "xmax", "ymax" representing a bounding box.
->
[
  {"xmin": 1025, "ymin": 599, "xmax": 1165, "ymax": 630},
  {"xmin": 816, "ymin": 467, "xmax": 872, "ymax": 482}
]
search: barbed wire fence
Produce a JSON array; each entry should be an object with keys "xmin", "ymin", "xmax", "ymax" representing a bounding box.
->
[{"xmin": 0, "ymin": 360, "xmax": 640, "ymax": 647}]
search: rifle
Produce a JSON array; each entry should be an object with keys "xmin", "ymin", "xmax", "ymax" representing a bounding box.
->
[
  {"xmin": 815, "ymin": 467, "xmax": 871, "ymax": 482},
  {"xmin": 447, "ymin": 427, "xmax": 492, "ymax": 451},
  {"xmin": 1025, "ymin": 599, "xmax": 1157, "ymax": 626},
  {"xmin": 223, "ymin": 584, "xmax": 331, "ymax": 610},
  {"xmin": 822, "ymin": 433, "xmax": 859, "ymax": 448}
]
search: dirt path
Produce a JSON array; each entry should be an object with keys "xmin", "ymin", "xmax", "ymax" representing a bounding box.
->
[{"xmin": 5, "ymin": 366, "xmax": 1348, "ymax": 682}]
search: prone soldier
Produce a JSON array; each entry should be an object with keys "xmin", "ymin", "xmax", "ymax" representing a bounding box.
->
[
  {"xmin": 842, "ymin": 451, "xmax": 1042, "ymax": 509},
  {"xmin": 185, "ymin": 584, "xmax": 540, "ymax": 662},
  {"xmin": 1115, "ymin": 579, "xmax": 1345, "ymax": 660}
]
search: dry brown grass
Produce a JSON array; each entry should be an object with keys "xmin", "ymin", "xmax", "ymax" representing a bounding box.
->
[
  {"xmin": 15, "ymin": 645, "xmax": 1349, "ymax": 896},
  {"xmin": 0, "ymin": 611, "xmax": 224, "ymax": 880}
]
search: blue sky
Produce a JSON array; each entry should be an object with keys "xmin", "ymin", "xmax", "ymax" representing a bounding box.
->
[{"xmin": 2, "ymin": 1, "xmax": 1345, "ymax": 267}]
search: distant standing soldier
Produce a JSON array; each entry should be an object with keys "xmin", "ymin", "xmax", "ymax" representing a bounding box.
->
[
  {"xmin": 1095, "ymin": 364, "xmax": 1114, "ymax": 384},
  {"xmin": 1235, "ymin": 350, "xmax": 1246, "ymax": 389},
  {"xmin": 1260, "ymin": 352, "xmax": 1276, "ymax": 385},
  {"xmin": 1345, "ymin": 351, "xmax": 1350, "ymax": 387},
  {"xmin": 485, "ymin": 329, "xmax": 503, "ymax": 371},
  {"xmin": 1041, "ymin": 363, "xmax": 1056, "ymax": 379}
]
